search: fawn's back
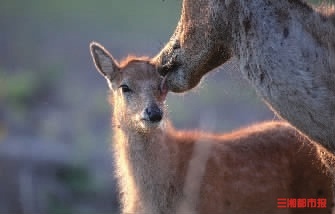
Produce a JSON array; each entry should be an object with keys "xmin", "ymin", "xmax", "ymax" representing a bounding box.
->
[{"xmin": 168, "ymin": 122, "xmax": 334, "ymax": 213}]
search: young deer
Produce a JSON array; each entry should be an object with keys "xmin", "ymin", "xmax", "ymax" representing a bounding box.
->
[{"xmin": 90, "ymin": 42, "xmax": 334, "ymax": 214}]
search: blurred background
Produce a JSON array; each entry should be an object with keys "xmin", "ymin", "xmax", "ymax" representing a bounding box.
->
[{"xmin": 0, "ymin": 0, "xmax": 326, "ymax": 213}]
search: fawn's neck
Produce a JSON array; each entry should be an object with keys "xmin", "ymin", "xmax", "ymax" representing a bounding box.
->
[{"xmin": 112, "ymin": 118, "xmax": 180, "ymax": 213}]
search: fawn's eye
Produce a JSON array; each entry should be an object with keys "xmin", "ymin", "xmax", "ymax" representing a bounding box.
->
[{"xmin": 119, "ymin": 84, "xmax": 132, "ymax": 93}]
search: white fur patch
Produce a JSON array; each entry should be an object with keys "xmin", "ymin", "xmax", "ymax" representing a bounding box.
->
[{"xmin": 177, "ymin": 139, "xmax": 212, "ymax": 213}]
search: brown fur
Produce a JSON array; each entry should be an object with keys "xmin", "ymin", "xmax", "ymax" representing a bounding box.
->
[
  {"xmin": 90, "ymin": 42, "xmax": 333, "ymax": 214},
  {"xmin": 118, "ymin": 55, "xmax": 151, "ymax": 68},
  {"xmin": 153, "ymin": 0, "xmax": 335, "ymax": 152}
]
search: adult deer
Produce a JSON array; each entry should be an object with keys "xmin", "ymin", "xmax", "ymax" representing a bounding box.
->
[{"xmin": 153, "ymin": 0, "xmax": 335, "ymax": 152}]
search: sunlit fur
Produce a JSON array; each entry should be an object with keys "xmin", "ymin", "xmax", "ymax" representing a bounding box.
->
[
  {"xmin": 153, "ymin": 0, "xmax": 335, "ymax": 152},
  {"xmin": 90, "ymin": 42, "xmax": 334, "ymax": 214}
]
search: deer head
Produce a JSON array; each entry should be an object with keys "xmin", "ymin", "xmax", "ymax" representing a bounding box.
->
[{"xmin": 90, "ymin": 42, "xmax": 168, "ymax": 132}]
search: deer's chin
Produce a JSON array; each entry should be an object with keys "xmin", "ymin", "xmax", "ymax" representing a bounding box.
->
[{"xmin": 139, "ymin": 119, "xmax": 161, "ymax": 130}]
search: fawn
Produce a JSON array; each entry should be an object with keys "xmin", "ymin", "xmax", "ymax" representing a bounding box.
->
[{"xmin": 90, "ymin": 42, "xmax": 333, "ymax": 214}]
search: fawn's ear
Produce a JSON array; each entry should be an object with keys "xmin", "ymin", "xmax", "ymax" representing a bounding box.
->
[{"xmin": 90, "ymin": 41, "xmax": 120, "ymax": 81}]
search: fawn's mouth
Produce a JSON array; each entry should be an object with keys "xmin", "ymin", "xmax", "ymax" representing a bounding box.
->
[
  {"xmin": 141, "ymin": 118, "xmax": 161, "ymax": 124},
  {"xmin": 139, "ymin": 118, "xmax": 162, "ymax": 130}
]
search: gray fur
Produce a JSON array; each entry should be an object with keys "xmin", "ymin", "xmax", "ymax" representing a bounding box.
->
[{"xmin": 153, "ymin": 0, "xmax": 335, "ymax": 152}]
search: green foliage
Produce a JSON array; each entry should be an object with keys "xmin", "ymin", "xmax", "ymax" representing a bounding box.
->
[
  {"xmin": 1, "ymin": 69, "xmax": 37, "ymax": 110},
  {"xmin": 48, "ymin": 196, "xmax": 72, "ymax": 214},
  {"xmin": 0, "ymin": 67, "xmax": 60, "ymax": 110},
  {"xmin": 0, "ymin": 66, "xmax": 61, "ymax": 139},
  {"xmin": 48, "ymin": 166, "xmax": 96, "ymax": 214},
  {"xmin": 0, "ymin": 0, "xmax": 181, "ymax": 36},
  {"xmin": 56, "ymin": 166, "xmax": 93, "ymax": 193}
]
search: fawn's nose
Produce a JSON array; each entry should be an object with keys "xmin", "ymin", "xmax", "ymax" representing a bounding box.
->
[{"xmin": 145, "ymin": 104, "xmax": 163, "ymax": 122}]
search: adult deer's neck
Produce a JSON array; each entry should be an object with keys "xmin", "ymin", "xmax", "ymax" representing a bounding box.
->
[
  {"xmin": 230, "ymin": 0, "xmax": 317, "ymax": 58},
  {"xmin": 229, "ymin": 0, "xmax": 335, "ymax": 150}
]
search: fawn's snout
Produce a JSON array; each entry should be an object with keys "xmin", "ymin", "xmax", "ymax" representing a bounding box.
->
[{"xmin": 144, "ymin": 104, "xmax": 163, "ymax": 123}]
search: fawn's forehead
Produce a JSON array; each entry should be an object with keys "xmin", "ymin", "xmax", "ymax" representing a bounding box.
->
[{"xmin": 120, "ymin": 61, "xmax": 161, "ymax": 83}]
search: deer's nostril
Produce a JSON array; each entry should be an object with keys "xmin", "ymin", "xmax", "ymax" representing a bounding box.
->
[{"xmin": 146, "ymin": 105, "xmax": 163, "ymax": 122}]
